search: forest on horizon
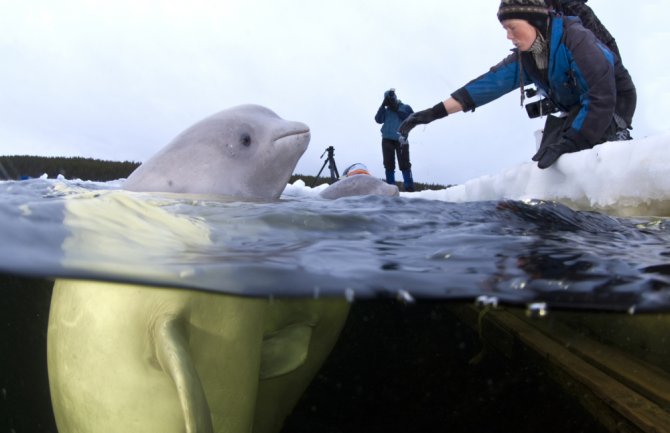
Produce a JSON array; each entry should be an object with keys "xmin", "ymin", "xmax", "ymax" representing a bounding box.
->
[{"xmin": 0, "ymin": 155, "xmax": 447, "ymax": 191}]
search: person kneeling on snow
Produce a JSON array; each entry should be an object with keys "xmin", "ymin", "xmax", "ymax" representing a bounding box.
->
[{"xmin": 398, "ymin": 0, "xmax": 636, "ymax": 169}]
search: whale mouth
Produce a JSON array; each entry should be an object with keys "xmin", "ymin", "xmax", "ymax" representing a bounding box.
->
[{"xmin": 273, "ymin": 129, "xmax": 311, "ymax": 146}]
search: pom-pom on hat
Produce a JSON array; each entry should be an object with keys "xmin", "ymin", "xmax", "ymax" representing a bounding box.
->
[{"xmin": 498, "ymin": 0, "xmax": 549, "ymax": 34}]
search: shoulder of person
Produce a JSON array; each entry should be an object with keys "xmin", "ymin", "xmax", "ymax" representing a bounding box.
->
[
  {"xmin": 560, "ymin": 16, "xmax": 599, "ymax": 46},
  {"xmin": 490, "ymin": 51, "xmax": 519, "ymax": 73}
]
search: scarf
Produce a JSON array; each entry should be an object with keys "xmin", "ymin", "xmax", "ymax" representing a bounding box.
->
[{"xmin": 529, "ymin": 32, "xmax": 548, "ymax": 72}]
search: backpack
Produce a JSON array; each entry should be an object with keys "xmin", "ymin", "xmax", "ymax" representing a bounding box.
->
[{"xmin": 546, "ymin": 0, "xmax": 621, "ymax": 59}]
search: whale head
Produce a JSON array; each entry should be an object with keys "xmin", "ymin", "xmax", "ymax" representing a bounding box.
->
[{"xmin": 124, "ymin": 104, "xmax": 310, "ymax": 200}]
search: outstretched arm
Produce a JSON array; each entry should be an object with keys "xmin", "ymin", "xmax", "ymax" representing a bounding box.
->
[{"xmin": 398, "ymin": 98, "xmax": 463, "ymax": 143}]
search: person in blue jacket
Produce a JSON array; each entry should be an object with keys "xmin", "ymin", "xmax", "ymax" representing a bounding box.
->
[
  {"xmin": 399, "ymin": 0, "xmax": 636, "ymax": 169},
  {"xmin": 375, "ymin": 88, "xmax": 415, "ymax": 191}
]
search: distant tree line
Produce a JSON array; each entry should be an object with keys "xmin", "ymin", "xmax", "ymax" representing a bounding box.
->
[
  {"xmin": 0, "ymin": 156, "xmax": 140, "ymax": 181},
  {"xmin": 0, "ymin": 155, "xmax": 448, "ymax": 191}
]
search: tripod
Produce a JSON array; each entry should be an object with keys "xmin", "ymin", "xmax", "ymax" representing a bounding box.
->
[{"xmin": 311, "ymin": 146, "xmax": 340, "ymax": 187}]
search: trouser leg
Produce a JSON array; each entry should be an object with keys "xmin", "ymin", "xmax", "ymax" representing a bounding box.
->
[
  {"xmin": 382, "ymin": 139, "xmax": 397, "ymax": 185},
  {"xmin": 396, "ymin": 139, "xmax": 414, "ymax": 191}
]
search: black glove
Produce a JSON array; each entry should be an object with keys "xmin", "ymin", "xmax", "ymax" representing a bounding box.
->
[
  {"xmin": 399, "ymin": 141, "xmax": 409, "ymax": 155},
  {"xmin": 398, "ymin": 102, "xmax": 448, "ymax": 142},
  {"xmin": 532, "ymin": 137, "xmax": 579, "ymax": 169}
]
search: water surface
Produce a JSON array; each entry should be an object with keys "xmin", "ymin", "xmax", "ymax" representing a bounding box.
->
[{"xmin": 2, "ymin": 178, "xmax": 670, "ymax": 312}]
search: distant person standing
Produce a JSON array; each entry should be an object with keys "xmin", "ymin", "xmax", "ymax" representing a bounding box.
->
[{"xmin": 375, "ymin": 88, "xmax": 415, "ymax": 192}]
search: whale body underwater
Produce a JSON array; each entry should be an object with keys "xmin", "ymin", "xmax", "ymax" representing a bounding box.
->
[{"xmin": 47, "ymin": 105, "xmax": 351, "ymax": 433}]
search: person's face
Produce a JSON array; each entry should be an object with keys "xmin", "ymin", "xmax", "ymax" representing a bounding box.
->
[
  {"xmin": 502, "ymin": 19, "xmax": 538, "ymax": 51},
  {"xmin": 389, "ymin": 94, "xmax": 398, "ymax": 106}
]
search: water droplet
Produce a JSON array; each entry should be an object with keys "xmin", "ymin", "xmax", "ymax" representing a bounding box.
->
[
  {"xmin": 627, "ymin": 305, "xmax": 637, "ymax": 315},
  {"xmin": 396, "ymin": 289, "xmax": 415, "ymax": 304},
  {"xmin": 179, "ymin": 268, "xmax": 195, "ymax": 278},
  {"xmin": 475, "ymin": 296, "xmax": 498, "ymax": 309},
  {"xmin": 526, "ymin": 302, "xmax": 548, "ymax": 319},
  {"xmin": 510, "ymin": 278, "xmax": 527, "ymax": 290},
  {"xmin": 345, "ymin": 288, "xmax": 355, "ymax": 303}
]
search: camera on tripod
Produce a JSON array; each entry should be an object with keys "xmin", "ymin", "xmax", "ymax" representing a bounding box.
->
[
  {"xmin": 524, "ymin": 87, "xmax": 559, "ymax": 119},
  {"xmin": 310, "ymin": 146, "xmax": 340, "ymax": 187}
]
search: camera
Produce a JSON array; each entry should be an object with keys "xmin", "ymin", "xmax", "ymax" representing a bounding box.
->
[
  {"xmin": 524, "ymin": 87, "xmax": 539, "ymax": 98},
  {"xmin": 525, "ymin": 97, "xmax": 559, "ymax": 118}
]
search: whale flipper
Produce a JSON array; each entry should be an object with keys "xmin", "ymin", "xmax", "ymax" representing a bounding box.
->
[
  {"xmin": 260, "ymin": 324, "xmax": 313, "ymax": 379},
  {"xmin": 153, "ymin": 314, "xmax": 214, "ymax": 433}
]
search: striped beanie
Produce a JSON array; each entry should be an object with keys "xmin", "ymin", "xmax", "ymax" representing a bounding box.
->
[{"xmin": 498, "ymin": 0, "xmax": 550, "ymax": 35}]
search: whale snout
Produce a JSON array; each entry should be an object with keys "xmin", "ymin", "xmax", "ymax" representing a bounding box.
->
[{"xmin": 273, "ymin": 121, "xmax": 310, "ymax": 154}]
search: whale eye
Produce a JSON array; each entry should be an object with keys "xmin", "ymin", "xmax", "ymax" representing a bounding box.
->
[{"xmin": 240, "ymin": 133, "xmax": 252, "ymax": 147}]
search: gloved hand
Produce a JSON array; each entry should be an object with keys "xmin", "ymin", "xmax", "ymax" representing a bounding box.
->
[
  {"xmin": 399, "ymin": 141, "xmax": 409, "ymax": 157},
  {"xmin": 532, "ymin": 137, "xmax": 579, "ymax": 169},
  {"xmin": 398, "ymin": 102, "xmax": 448, "ymax": 142}
]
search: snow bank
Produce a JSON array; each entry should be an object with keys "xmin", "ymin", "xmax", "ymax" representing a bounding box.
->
[
  {"xmin": 281, "ymin": 132, "xmax": 670, "ymax": 216},
  {"xmin": 406, "ymin": 132, "xmax": 670, "ymax": 217}
]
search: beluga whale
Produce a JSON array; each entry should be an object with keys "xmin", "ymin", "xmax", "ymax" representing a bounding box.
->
[
  {"xmin": 123, "ymin": 104, "xmax": 310, "ymax": 200},
  {"xmin": 320, "ymin": 163, "xmax": 399, "ymax": 199},
  {"xmin": 47, "ymin": 104, "xmax": 350, "ymax": 433}
]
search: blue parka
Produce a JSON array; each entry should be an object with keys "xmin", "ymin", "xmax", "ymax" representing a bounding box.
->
[
  {"xmin": 375, "ymin": 102, "xmax": 414, "ymax": 141},
  {"xmin": 451, "ymin": 15, "xmax": 636, "ymax": 149}
]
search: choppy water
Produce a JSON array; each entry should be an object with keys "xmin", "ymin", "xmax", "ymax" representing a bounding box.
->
[{"xmin": 2, "ymin": 178, "xmax": 670, "ymax": 312}]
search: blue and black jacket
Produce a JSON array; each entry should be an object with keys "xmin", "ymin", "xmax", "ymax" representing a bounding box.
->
[
  {"xmin": 451, "ymin": 15, "xmax": 636, "ymax": 149},
  {"xmin": 375, "ymin": 102, "xmax": 414, "ymax": 141}
]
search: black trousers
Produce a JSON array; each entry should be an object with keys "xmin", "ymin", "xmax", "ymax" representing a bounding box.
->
[{"xmin": 381, "ymin": 138, "xmax": 411, "ymax": 172}]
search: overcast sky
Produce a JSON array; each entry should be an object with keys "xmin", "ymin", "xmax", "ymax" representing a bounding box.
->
[{"xmin": 1, "ymin": 0, "xmax": 668, "ymax": 185}]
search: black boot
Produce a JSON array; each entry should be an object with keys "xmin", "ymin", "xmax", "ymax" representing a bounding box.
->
[{"xmin": 401, "ymin": 170, "xmax": 414, "ymax": 192}]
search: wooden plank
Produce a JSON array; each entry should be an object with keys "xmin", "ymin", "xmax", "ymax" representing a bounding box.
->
[
  {"xmin": 448, "ymin": 305, "xmax": 670, "ymax": 433},
  {"xmin": 508, "ymin": 311, "xmax": 670, "ymax": 411}
]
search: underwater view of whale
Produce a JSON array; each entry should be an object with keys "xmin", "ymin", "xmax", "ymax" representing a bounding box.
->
[{"xmin": 47, "ymin": 105, "xmax": 350, "ymax": 433}]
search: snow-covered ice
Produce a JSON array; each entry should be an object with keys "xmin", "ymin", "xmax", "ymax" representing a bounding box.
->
[{"xmin": 286, "ymin": 132, "xmax": 670, "ymax": 217}]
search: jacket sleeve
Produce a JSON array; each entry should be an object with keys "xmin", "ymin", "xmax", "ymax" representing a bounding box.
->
[
  {"xmin": 375, "ymin": 105, "xmax": 386, "ymax": 124},
  {"xmin": 451, "ymin": 52, "xmax": 526, "ymax": 112},
  {"xmin": 561, "ymin": 23, "xmax": 616, "ymax": 147}
]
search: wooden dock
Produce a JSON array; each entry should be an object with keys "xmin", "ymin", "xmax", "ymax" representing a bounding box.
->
[{"xmin": 448, "ymin": 304, "xmax": 670, "ymax": 433}]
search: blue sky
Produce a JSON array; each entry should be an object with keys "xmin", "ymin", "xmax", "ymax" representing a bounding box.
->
[{"xmin": 1, "ymin": 0, "xmax": 667, "ymax": 185}]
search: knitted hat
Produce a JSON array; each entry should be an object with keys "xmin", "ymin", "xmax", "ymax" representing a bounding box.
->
[
  {"xmin": 343, "ymin": 163, "xmax": 370, "ymax": 177},
  {"xmin": 498, "ymin": 0, "xmax": 549, "ymax": 34}
]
